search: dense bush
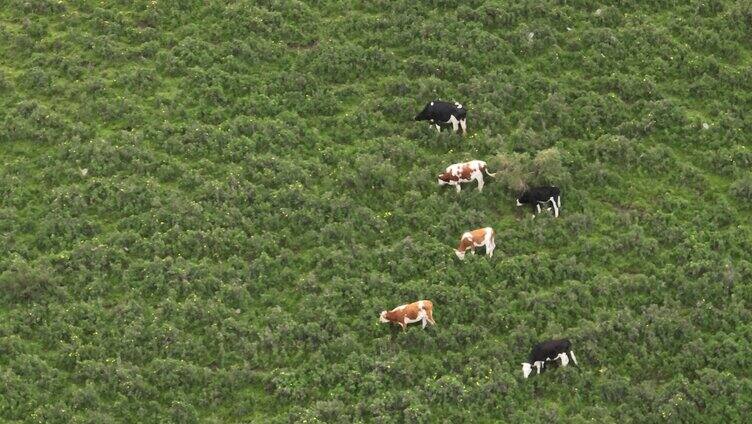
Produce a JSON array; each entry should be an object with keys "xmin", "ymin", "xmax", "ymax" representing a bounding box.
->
[
  {"xmin": 0, "ymin": 0, "xmax": 750, "ymax": 422},
  {"xmin": 729, "ymin": 174, "xmax": 752, "ymax": 203}
]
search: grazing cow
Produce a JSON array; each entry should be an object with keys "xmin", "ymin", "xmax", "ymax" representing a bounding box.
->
[
  {"xmin": 438, "ymin": 160, "xmax": 497, "ymax": 193},
  {"xmin": 379, "ymin": 300, "xmax": 436, "ymax": 331},
  {"xmin": 522, "ymin": 339, "xmax": 578, "ymax": 378},
  {"xmin": 455, "ymin": 227, "xmax": 495, "ymax": 260},
  {"xmin": 414, "ymin": 100, "xmax": 467, "ymax": 134},
  {"xmin": 516, "ymin": 186, "xmax": 561, "ymax": 218}
]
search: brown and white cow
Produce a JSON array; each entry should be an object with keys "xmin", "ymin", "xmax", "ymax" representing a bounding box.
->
[
  {"xmin": 438, "ymin": 160, "xmax": 496, "ymax": 193},
  {"xmin": 379, "ymin": 300, "xmax": 436, "ymax": 331},
  {"xmin": 455, "ymin": 227, "xmax": 495, "ymax": 260}
]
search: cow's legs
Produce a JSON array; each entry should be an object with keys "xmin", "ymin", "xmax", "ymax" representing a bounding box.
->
[
  {"xmin": 476, "ymin": 175, "xmax": 484, "ymax": 192},
  {"xmin": 455, "ymin": 184, "xmax": 461, "ymax": 193},
  {"xmin": 536, "ymin": 204, "xmax": 541, "ymax": 214},
  {"xmin": 422, "ymin": 317, "xmax": 427, "ymax": 329},
  {"xmin": 399, "ymin": 321, "xmax": 406, "ymax": 331},
  {"xmin": 487, "ymin": 239, "xmax": 495, "ymax": 257},
  {"xmin": 550, "ymin": 197, "xmax": 559, "ymax": 217},
  {"xmin": 557, "ymin": 195, "xmax": 561, "ymax": 208},
  {"xmin": 451, "ymin": 120, "xmax": 459, "ymax": 133},
  {"xmin": 435, "ymin": 124, "xmax": 441, "ymax": 132},
  {"xmin": 568, "ymin": 350, "xmax": 578, "ymax": 366},
  {"xmin": 460, "ymin": 119, "xmax": 467, "ymax": 135},
  {"xmin": 426, "ymin": 309, "xmax": 436, "ymax": 325}
]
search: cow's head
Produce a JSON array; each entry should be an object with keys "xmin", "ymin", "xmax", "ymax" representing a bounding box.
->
[
  {"xmin": 454, "ymin": 249, "xmax": 466, "ymax": 260},
  {"xmin": 379, "ymin": 311, "xmax": 389, "ymax": 323},
  {"xmin": 521, "ymin": 363, "xmax": 532, "ymax": 379},
  {"xmin": 414, "ymin": 102, "xmax": 433, "ymax": 121}
]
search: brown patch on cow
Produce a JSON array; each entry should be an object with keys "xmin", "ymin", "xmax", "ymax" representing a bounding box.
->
[
  {"xmin": 458, "ymin": 166, "xmax": 473, "ymax": 179},
  {"xmin": 438, "ymin": 171, "xmax": 457, "ymax": 182},
  {"xmin": 382, "ymin": 300, "xmax": 435, "ymax": 331},
  {"xmin": 457, "ymin": 228, "xmax": 491, "ymax": 253},
  {"xmin": 439, "ymin": 164, "xmax": 473, "ymax": 182},
  {"xmin": 457, "ymin": 227, "xmax": 496, "ymax": 252}
]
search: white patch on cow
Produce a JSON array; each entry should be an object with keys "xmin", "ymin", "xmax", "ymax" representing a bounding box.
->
[
  {"xmin": 550, "ymin": 197, "xmax": 559, "ymax": 217},
  {"xmin": 448, "ymin": 114, "xmax": 460, "ymax": 132},
  {"xmin": 516, "ymin": 199, "xmax": 523, "ymax": 206},
  {"xmin": 483, "ymin": 228, "xmax": 495, "ymax": 257},
  {"xmin": 522, "ymin": 363, "xmax": 532, "ymax": 378},
  {"xmin": 435, "ymin": 124, "xmax": 441, "ymax": 132},
  {"xmin": 455, "ymin": 102, "xmax": 462, "ymax": 109},
  {"xmin": 401, "ymin": 306, "xmax": 428, "ymax": 328},
  {"xmin": 379, "ymin": 311, "xmax": 389, "ymax": 323},
  {"xmin": 459, "ymin": 118, "xmax": 467, "ymax": 134},
  {"xmin": 473, "ymin": 171, "xmax": 484, "ymax": 191},
  {"xmin": 441, "ymin": 161, "xmax": 491, "ymax": 193},
  {"xmin": 403, "ymin": 313, "xmax": 424, "ymax": 325},
  {"xmin": 558, "ymin": 352, "xmax": 569, "ymax": 367},
  {"xmin": 430, "ymin": 101, "xmax": 434, "ymax": 106},
  {"xmin": 455, "ymin": 249, "xmax": 465, "ymax": 260},
  {"xmin": 533, "ymin": 361, "xmax": 544, "ymax": 374}
]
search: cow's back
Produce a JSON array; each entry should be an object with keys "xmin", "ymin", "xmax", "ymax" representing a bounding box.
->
[
  {"xmin": 433, "ymin": 101, "xmax": 466, "ymax": 121},
  {"xmin": 419, "ymin": 300, "xmax": 433, "ymax": 311},
  {"xmin": 470, "ymin": 227, "xmax": 489, "ymax": 242}
]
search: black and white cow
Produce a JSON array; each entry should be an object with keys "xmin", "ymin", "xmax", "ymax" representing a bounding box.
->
[
  {"xmin": 516, "ymin": 186, "xmax": 561, "ymax": 218},
  {"xmin": 522, "ymin": 339, "xmax": 578, "ymax": 378},
  {"xmin": 414, "ymin": 100, "xmax": 467, "ymax": 134}
]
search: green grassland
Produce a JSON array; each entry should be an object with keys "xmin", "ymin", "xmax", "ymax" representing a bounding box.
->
[{"xmin": 2, "ymin": 0, "xmax": 752, "ymax": 422}]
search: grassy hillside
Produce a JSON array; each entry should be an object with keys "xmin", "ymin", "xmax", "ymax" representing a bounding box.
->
[{"xmin": 2, "ymin": 0, "xmax": 752, "ymax": 422}]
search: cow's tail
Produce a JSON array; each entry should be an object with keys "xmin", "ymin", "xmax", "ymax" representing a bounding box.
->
[{"xmin": 483, "ymin": 165, "xmax": 497, "ymax": 177}]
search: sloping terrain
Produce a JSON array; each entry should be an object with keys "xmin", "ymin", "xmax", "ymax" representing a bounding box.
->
[{"xmin": 2, "ymin": 0, "xmax": 752, "ymax": 422}]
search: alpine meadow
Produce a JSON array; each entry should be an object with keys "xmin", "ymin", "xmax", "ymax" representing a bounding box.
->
[{"xmin": 3, "ymin": 0, "xmax": 752, "ymax": 422}]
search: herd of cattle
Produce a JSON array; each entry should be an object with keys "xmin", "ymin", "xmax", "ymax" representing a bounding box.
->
[{"xmin": 379, "ymin": 101, "xmax": 576, "ymax": 379}]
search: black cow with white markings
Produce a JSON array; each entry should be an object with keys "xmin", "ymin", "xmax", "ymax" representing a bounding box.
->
[
  {"xmin": 516, "ymin": 186, "xmax": 561, "ymax": 218},
  {"xmin": 522, "ymin": 339, "xmax": 578, "ymax": 378},
  {"xmin": 414, "ymin": 100, "xmax": 467, "ymax": 134}
]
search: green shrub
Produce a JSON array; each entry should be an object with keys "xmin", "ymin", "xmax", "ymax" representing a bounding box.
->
[{"xmin": 729, "ymin": 174, "xmax": 752, "ymax": 203}]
